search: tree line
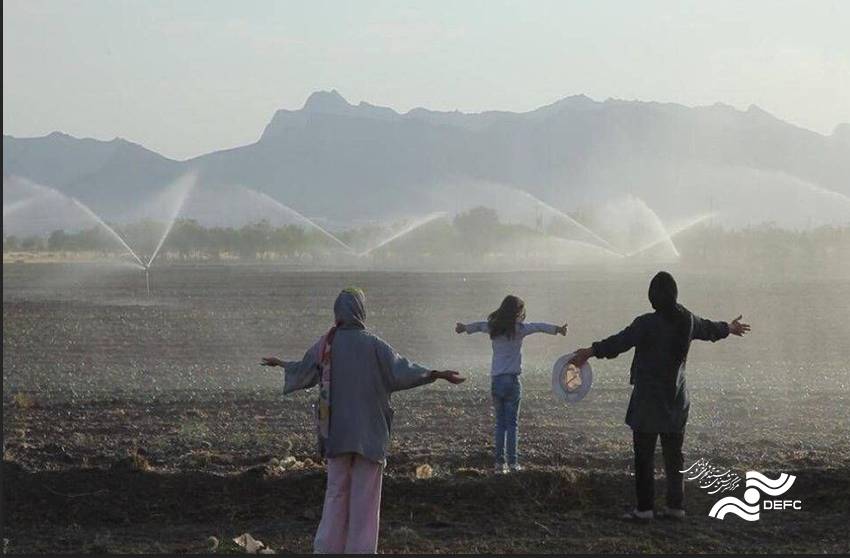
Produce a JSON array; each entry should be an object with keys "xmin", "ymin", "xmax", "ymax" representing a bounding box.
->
[{"xmin": 4, "ymin": 207, "xmax": 849, "ymax": 274}]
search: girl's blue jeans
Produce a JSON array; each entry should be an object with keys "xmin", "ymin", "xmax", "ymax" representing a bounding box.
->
[{"xmin": 491, "ymin": 373, "xmax": 522, "ymax": 466}]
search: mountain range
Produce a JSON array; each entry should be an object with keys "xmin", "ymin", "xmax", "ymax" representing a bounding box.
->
[{"xmin": 4, "ymin": 90, "xmax": 849, "ymax": 231}]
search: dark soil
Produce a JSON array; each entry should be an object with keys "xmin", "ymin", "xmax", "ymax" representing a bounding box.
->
[
  {"xmin": 4, "ymin": 385, "xmax": 849, "ymax": 554},
  {"xmin": 4, "ymin": 267, "xmax": 849, "ymax": 553}
]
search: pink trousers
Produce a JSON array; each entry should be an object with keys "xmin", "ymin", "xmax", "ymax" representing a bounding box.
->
[{"xmin": 313, "ymin": 453, "xmax": 384, "ymax": 554}]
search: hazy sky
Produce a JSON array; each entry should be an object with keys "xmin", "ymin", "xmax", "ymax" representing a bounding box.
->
[{"xmin": 4, "ymin": 0, "xmax": 849, "ymax": 160}]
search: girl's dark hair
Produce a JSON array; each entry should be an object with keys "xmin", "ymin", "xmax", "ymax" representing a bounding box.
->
[
  {"xmin": 488, "ymin": 295, "xmax": 526, "ymax": 339},
  {"xmin": 648, "ymin": 271, "xmax": 691, "ymax": 364}
]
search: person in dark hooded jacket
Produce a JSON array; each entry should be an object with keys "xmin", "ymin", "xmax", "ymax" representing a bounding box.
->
[
  {"xmin": 260, "ymin": 287, "xmax": 465, "ymax": 553},
  {"xmin": 570, "ymin": 271, "xmax": 750, "ymax": 520}
]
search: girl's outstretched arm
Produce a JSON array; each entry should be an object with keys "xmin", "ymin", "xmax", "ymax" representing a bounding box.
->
[
  {"xmin": 519, "ymin": 321, "xmax": 568, "ymax": 337},
  {"xmin": 457, "ymin": 321, "xmax": 488, "ymax": 334}
]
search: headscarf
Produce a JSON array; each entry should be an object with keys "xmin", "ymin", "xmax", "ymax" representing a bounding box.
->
[
  {"xmin": 648, "ymin": 271, "xmax": 691, "ymax": 364},
  {"xmin": 333, "ymin": 286, "xmax": 367, "ymax": 330},
  {"xmin": 316, "ymin": 287, "xmax": 366, "ymax": 448}
]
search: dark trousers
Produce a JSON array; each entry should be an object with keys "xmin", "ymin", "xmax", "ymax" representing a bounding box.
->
[{"xmin": 632, "ymin": 431, "xmax": 684, "ymax": 512}]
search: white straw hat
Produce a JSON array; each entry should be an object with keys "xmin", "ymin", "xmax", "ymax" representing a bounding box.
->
[{"xmin": 551, "ymin": 352, "xmax": 593, "ymax": 403}]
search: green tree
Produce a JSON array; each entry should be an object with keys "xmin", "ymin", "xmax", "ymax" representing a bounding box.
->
[
  {"xmin": 4, "ymin": 235, "xmax": 21, "ymax": 251},
  {"xmin": 47, "ymin": 230, "xmax": 68, "ymax": 251},
  {"xmin": 453, "ymin": 206, "xmax": 500, "ymax": 255}
]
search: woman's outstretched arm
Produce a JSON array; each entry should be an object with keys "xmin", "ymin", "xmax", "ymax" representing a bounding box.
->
[
  {"xmin": 692, "ymin": 313, "xmax": 750, "ymax": 341},
  {"xmin": 376, "ymin": 336, "xmax": 466, "ymax": 392},
  {"xmin": 571, "ymin": 317, "xmax": 643, "ymax": 367},
  {"xmin": 261, "ymin": 338, "xmax": 322, "ymax": 394}
]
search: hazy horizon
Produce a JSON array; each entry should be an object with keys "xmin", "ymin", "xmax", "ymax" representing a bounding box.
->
[{"xmin": 4, "ymin": 0, "xmax": 849, "ymax": 160}]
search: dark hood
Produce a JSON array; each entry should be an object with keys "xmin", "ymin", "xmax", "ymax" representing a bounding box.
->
[
  {"xmin": 333, "ymin": 287, "xmax": 366, "ymax": 329},
  {"xmin": 649, "ymin": 271, "xmax": 678, "ymax": 315},
  {"xmin": 648, "ymin": 271, "xmax": 691, "ymax": 362}
]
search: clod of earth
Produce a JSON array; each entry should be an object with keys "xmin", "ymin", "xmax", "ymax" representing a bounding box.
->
[{"xmin": 415, "ymin": 464, "xmax": 433, "ymax": 479}]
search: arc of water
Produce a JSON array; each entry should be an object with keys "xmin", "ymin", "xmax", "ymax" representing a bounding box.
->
[
  {"xmin": 243, "ymin": 187, "xmax": 356, "ymax": 254},
  {"xmin": 625, "ymin": 213, "xmax": 716, "ymax": 258},
  {"xmin": 146, "ymin": 176, "xmax": 196, "ymax": 268},
  {"xmin": 4, "ymin": 177, "xmax": 57, "ymax": 199},
  {"xmin": 4, "ymin": 179, "xmax": 66, "ymax": 218},
  {"xmin": 3, "ymin": 196, "xmax": 43, "ymax": 218},
  {"xmin": 70, "ymin": 198, "xmax": 146, "ymax": 269},
  {"xmin": 629, "ymin": 196, "xmax": 681, "ymax": 258},
  {"xmin": 510, "ymin": 188, "xmax": 620, "ymax": 252},
  {"xmin": 358, "ymin": 212, "xmax": 447, "ymax": 256},
  {"xmin": 549, "ymin": 236, "xmax": 625, "ymax": 259}
]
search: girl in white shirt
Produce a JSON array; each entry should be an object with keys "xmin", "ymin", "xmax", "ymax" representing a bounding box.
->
[{"xmin": 457, "ymin": 294, "xmax": 567, "ymax": 472}]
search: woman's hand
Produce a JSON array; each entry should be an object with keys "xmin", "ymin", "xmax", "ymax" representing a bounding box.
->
[
  {"xmin": 432, "ymin": 370, "xmax": 466, "ymax": 384},
  {"xmin": 260, "ymin": 356, "xmax": 285, "ymax": 367},
  {"xmin": 570, "ymin": 347, "xmax": 594, "ymax": 367},
  {"xmin": 556, "ymin": 322, "xmax": 568, "ymax": 336},
  {"xmin": 729, "ymin": 315, "xmax": 751, "ymax": 336},
  {"xmin": 455, "ymin": 322, "xmax": 466, "ymax": 334}
]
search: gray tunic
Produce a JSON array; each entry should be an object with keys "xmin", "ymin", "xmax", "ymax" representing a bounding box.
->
[{"xmin": 282, "ymin": 290, "xmax": 435, "ymax": 462}]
